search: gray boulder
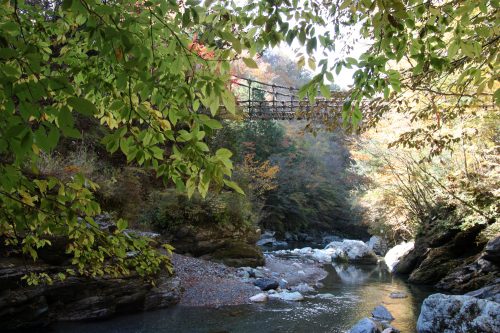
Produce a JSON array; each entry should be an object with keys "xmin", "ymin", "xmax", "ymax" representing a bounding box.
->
[
  {"xmin": 417, "ymin": 293, "xmax": 500, "ymax": 333},
  {"xmin": 348, "ymin": 318, "xmax": 379, "ymax": 333},
  {"xmin": 254, "ymin": 278, "xmax": 279, "ymax": 291},
  {"xmin": 372, "ymin": 305, "xmax": 394, "ymax": 321}
]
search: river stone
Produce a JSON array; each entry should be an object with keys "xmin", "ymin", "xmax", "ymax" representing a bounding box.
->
[
  {"xmin": 256, "ymin": 237, "xmax": 276, "ymax": 246},
  {"xmin": 348, "ymin": 318, "xmax": 379, "ymax": 333},
  {"xmin": 326, "ymin": 240, "xmax": 378, "ymax": 264},
  {"xmin": 372, "ymin": 305, "xmax": 394, "ymax": 321},
  {"xmin": 249, "ymin": 293, "xmax": 268, "ymax": 302},
  {"xmin": 291, "ymin": 283, "xmax": 314, "ymax": 293},
  {"xmin": 268, "ymin": 291, "xmax": 304, "ymax": 301},
  {"xmin": 384, "ymin": 241, "xmax": 414, "ymax": 272},
  {"xmin": 389, "ymin": 291, "xmax": 408, "ymax": 299},
  {"xmin": 254, "ymin": 278, "xmax": 279, "ymax": 291},
  {"xmin": 416, "ymin": 293, "xmax": 500, "ymax": 333}
]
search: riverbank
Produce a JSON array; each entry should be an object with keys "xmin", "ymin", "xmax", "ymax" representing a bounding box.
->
[{"xmin": 172, "ymin": 252, "xmax": 328, "ymax": 307}]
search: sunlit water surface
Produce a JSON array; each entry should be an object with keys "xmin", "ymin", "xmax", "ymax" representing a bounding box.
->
[{"xmin": 40, "ymin": 257, "xmax": 432, "ymax": 333}]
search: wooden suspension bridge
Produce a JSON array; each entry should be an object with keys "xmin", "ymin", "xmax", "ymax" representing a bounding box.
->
[{"xmin": 228, "ymin": 75, "xmax": 350, "ymax": 121}]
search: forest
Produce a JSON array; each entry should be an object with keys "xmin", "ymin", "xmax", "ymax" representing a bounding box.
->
[{"xmin": 0, "ymin": 0, "xmax": 498, "ymax": 332}]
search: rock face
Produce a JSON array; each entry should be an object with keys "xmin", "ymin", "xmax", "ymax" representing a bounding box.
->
[
  {"xmin": 464, "ymin": 281, "xmax": 500, "ymax": 303},
  {"xmin": 165, "ymin": 223, "xmax": 264, "ymax": 267},
  {"xmin": 417, "ymin": 293, "xmax": 500, "ymax": 333},
  {"xmin": 484, "ymin": 236, "xmax": 500, "ymax": 265},
  {"xmin": 326, "ymin": 240, "xmax": 378, "ymax": 264},
  {"xmin": 0, "ymin": 257, "xmax": 180, "ymax": 331},
  {"xmin": 435, "ymin": 253, "xmax": 498, "ymax": 293},
  {"xmin": 387, "ymin": 224, "xmax": 498, "ymax": 296},
  {"xmin": 384, "ymin": 241, "xmax": 414, "ymax": 272}
]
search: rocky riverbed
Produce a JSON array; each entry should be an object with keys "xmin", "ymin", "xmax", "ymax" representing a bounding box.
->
[{"xmin": 172, "ymin": 251, "xmax": 328, "ymax": 307}]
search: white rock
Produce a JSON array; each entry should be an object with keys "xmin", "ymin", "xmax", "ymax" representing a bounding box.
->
[
  {"xmin": 384, "ymin": 241, "xmax": 414, "ymax": 272},
  {"xmin": 326, "ymin": 239, "xmax": 378, "ymax": 264},
  {"xmin": 417, "ymin": 293, "xmax": 500, "ymax": 333},
  {"xmin": 268, "ymin": 291, "xmax": 304, "ymax": 302},
  {"xmin": 311, "ymin": 248, "xmax": 334, "ymax": 263},
  {"xmin": 291, "ymin": 283, "xmax": 315, "ymax": 293},
  {"xmin": 299, "ymin": 247, "xmax": 313, "ymax": 254},
  {"xmin": 249, "ymin": 293, "xmax": 268, "ymax": 302}
]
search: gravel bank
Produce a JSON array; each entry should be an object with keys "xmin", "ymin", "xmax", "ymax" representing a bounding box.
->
[{"xmin": 172, "ymin": 252, "xmax": 328, "ymax": 307}]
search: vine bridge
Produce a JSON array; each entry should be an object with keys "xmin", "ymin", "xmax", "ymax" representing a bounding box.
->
[{"xmin": 228, "ymin": 75, "xmax": 350, "ymax": 121}]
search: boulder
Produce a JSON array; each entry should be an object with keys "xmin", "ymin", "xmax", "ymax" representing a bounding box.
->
[
  {"xmin": 348, "ymin": 318, "xmax": 379, "ymax": 333},
  {"xmin": 326, "ymin": 240, "xmax": 378, "ymax": 264},
  {"xmin": 268, "ymin": 291, "xmax": 304, "ymax": 301},
  {"xmin": 371, "ymin": 305, "xmax": 394, "ymax": 321},
  {"xmin": 367, "ymin": 236, "xmax": 389, "ymax": 256},
  {"xmin": 311, "ymin": 248, "xmax": 334, "ymax": 263},
  {"xmin": 384, "ymin": 241, "xmax": 414, "ymax": 273},
  {"xmin": 254, "ymin": 278, "xmax": 279, "ymax": 291},
  {"xmin": 210, "ymin": 241, "xmax": 265, "ymax": 268},
  {"xmin": 416, "ymin": 293, "xmax": 500, "ymax": 333},
  {"xmin": 256, "ymin": 237, "xmax": 276, "ymax": 246},
  {"xmin": 249, "ymin": 293, "xmax": 268, "ymax": 302},
  {"xmin": 166, "ymin": 223, "xmax": 262, "ymax": 266}
]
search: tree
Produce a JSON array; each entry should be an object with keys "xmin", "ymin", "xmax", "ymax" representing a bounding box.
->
[
  {"xmin": 0, "ymin": 0, "xmax": 289, "ymax": 282},
  {"xmin": 1, "ymin": 0, "xmax": 497, "ymax": 283}
]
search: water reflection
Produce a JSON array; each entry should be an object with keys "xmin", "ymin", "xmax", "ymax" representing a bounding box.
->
[{"xmin": 331, "ymin": 263, "xmax": 379, "ymax": 284}]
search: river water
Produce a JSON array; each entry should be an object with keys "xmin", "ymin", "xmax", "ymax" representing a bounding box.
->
[{"xmin": 47, "ymin": 254, "xmax": 432, "ymax": 333}]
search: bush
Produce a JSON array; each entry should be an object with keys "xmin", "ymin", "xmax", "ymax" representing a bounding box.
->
[{"xmin": 139, "ymin": 189, "xmax": 254, "ymax": 233}]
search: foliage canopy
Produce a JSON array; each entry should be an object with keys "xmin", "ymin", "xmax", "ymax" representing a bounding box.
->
[{"xmin": 0, "ymin": 0, "xmax": 498, "ymax": 282}]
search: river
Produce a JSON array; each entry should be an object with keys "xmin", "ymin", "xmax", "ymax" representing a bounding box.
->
[{"xmin": 44, "ymin": 250, "xmax": 432, "ymax": 333}]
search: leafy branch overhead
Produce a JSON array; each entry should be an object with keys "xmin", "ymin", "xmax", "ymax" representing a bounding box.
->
[{"xmin": 0, "ymin": 0, "xmax": 497, "ymax": 283}]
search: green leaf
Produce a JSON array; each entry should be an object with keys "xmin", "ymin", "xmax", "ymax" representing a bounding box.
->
[
  {"xmin": 216, "ymin": 148, "xmax": 233, "ymax": 160},
  {"xmin": 223, "ymin": 179, "xmax": 244, "ymax": 195},
  {"xmin": 117, "ymin": 219, "xmax": 128, "ymax": 232},
  {"xmin": 204, "ymin": 119, "xmax": 223, "ymax": 129},
  {"xmin": 68, "ymin": 97, "xmax": 98, "ymax": 116},
  {"xmin": 243, "ymin": 57, "xmax": 258, "ymax": 69}
]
